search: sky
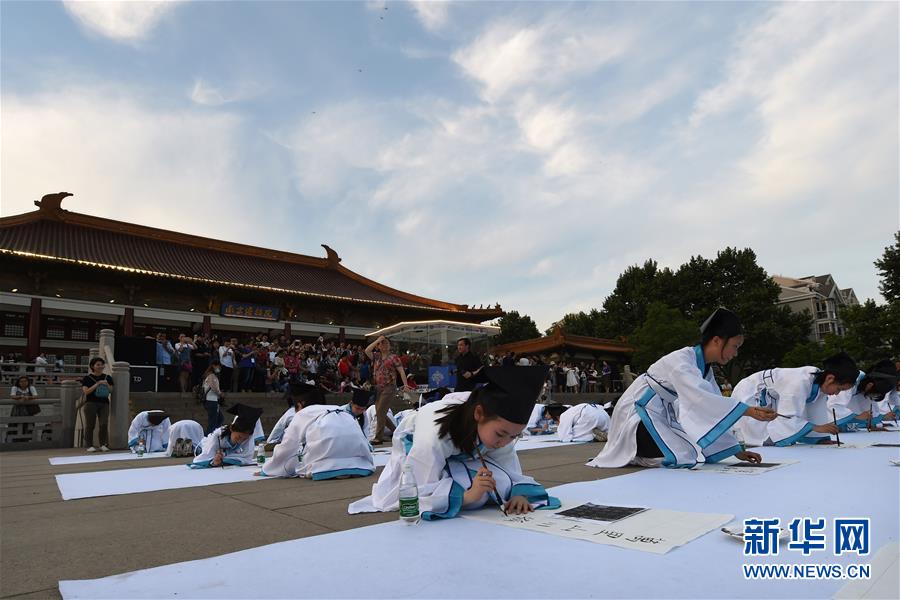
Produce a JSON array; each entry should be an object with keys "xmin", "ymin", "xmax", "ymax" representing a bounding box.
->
[{"xmin": 1, "ymin": 1, "xmax": 898, "ymax": 330}]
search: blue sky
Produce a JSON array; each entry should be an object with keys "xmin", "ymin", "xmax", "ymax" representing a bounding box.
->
[{"xmin": 2, "ymin": 1, "xmax": 897, "ymax": 330}]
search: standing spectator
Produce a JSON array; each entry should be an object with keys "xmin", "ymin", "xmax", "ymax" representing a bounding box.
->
[
  {"xmin": 364, "ymin": 335, "xmax": 411, "ymax": 444},
  {"xmin": 175, "ymin": 334, "xmax": 195, "ymax": 393},
  {"xmin": 34, "ymin": 352, "xmax": 48, "ymax": 376},
  {"xmin": 454, "ymin": 337, "xmax": 484, "ymax": 393},
  {"xmin": 218, "ymin": 338, "xmax": 236, "ymax": 392},
  {"xmin": 284, "ymin": 348, "xmax": 300, "ymax": 379},
  {"xmin": 201, "ymin": 363, "xmax": 224, "ymax": 434},
  {"xmin": 556, "ymin": 363, "xmax": 566, "ymax": 393},
  {"xmin": 566, "ymin": 363, "xmax": 579, "ymax": 393},
  {"xmin": 192, "ymin": 335, "xmax": 211, "ymax": 388},
  {"xmin": 81, "ymin": 357, "xmax": 113, "ymax": 452},
  {"xmin": 338, "ymin": 351, "xmax": 352, "ymax": 380},
  {"xmin": 601, "ymin": 361, "xmax": 612, "ymax": 392},
  {"xmin": 237, "ymin": 341, "xmax": 256, "ymax": 392},
  {"xmin": 254, "ymin": 344, "xmax": 269, "ymax": 391},
  {"xmin": 579, "ymin": 367, "xmax": 588, "ymax": 393},
  {"xmin": 151, "ymin": 333, "xmax": 176, "ymax": 391},
  {"xmin": 10, "ymin": 375, "xmax": 39, "ymax": 438},
  {"xmin": 305, "ymin": 352, "xmax": 319, "ymax": 382}
]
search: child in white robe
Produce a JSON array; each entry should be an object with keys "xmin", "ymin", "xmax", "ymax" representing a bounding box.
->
[
  {"xmin": 828, "ymin": 360, "xmax": 898, "ymax": 430},
  {"xmin": 166, "ymin": 419, "xmax": 204, "ymax": 457},
  {"xmin": 127, "ymin": 410, "xmax": 170, "ymax": 453},
  {"xmin": 349, "ymin": 366, "xmax": 560, "ymax": 520},
  {"xmin": 732, "ymin": 352, "xmax": 858, "ymax": 446},
  {"xmin": 260, "ymin": 385, "xmax": 374, "ymax": 480},
  {"xmin": 588, "ymin": 308, "xmax": 777, "ymax": 469},
  {"xmin": 190, "ymin": 404, "xmax": 262, "ymax": 468},
  {"xmin": 557, "ymin": 403, "xmax": 610, "ymax": 442}
]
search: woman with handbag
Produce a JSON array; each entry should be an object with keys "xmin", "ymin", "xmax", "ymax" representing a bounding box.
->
[
  {"xmin": 81, "ymin": 357, "xmax": 113, "ymax": 452},
  {"xmin": 201, "ymin": 363, "xmax": 225, "ymax": 435}
]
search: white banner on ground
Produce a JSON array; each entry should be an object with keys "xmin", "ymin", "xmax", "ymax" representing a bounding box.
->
[
  {"xmin": 462, "ymin": 501, "xmax": 732, "ymax": 554},
  {"xmin": 49, "ymin": 452, "xmax": 168, "ymax": 465}
]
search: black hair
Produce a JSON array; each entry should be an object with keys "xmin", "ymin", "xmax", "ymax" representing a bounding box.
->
[
  {"xmin": 89, "ymin": 357, "xmax": 105, "ymax": 369},
  {"xmin": 699, "ymin": 308, "xmax": 743, "ymax": 346},
  {"xmin": 457, "ymin": 337, "xmax": 471, "ymax": 347},
  {"xmin": 545, "ymin": 404, "xmax": 567, "ymax": 421},
  {"xmin": 814, "ymin": 352, "xmax": 859, "ymax": 385},
  {"xmin": 435, "ymin": 389, "xmax": 499, "ymax": 454},
  {"xmin": 858, "ymin": 359, "xmax": 898, "ymax": 399}
]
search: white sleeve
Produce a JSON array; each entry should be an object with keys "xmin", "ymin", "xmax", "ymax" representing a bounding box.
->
[
  {"xmin": 556, "ymin": 406, "xmax": 578, "ymax": 442},
  {"xmin": 262, "ymin": 411, "xmax": 309, "ymax": 478},
  {"xmin": 767, "ymin": 380, "xmax": 817, "ymax": 446},
  {"xmin": 190, "ymin": 432, "xmax": 222, "ymax": 468},
  {"xmin": 127, "ymin": 413, "xmax": 147, "ymax": 448},
  {"xmin": 671, "ymin": 365, "xmax": 749, "ymax": 450},
  {"xmin": 160, "ymin": 419, "xmax": 171, "ymax": 449}
]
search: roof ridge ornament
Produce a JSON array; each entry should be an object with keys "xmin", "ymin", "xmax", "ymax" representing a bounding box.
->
[
  {"xmin": 321, "ymin": 244, "xmax": 341, "ymax": 267},
  {"xmin": 35, "ymin": 192, "xmax": 73, "ymax": 219}
]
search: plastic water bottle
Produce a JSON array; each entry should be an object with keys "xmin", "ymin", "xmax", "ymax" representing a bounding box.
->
[
  {"xmin": 398, "ymin": 462, "xmax": 420, "ymax": 525},
  {"xmin": 256, "ymin": 443, "xmax": 266, "ymax": 468},
  {"xmin": 136, "ymin": 438, "xmax": 146, "ymax": 457}
]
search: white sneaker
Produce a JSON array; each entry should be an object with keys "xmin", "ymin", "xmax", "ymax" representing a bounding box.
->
[
  {"xmin": 86, "ymin": 446, "xmax": 97, "ymax": 453},
  {"xmin": 100, "ymin": 445, "xmax": 110, "ymax": 452}
]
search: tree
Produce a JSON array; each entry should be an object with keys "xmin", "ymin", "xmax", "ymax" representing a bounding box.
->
[
  {"xmin": 628, "ymin": 303, "xmax": 697, "ymax": 372},
  {"xmin": 595, "ymin": 260, "xmax": 675, "ymax": 338},
  {"xmin": 667, "ymin": 247, "xmax": 812, "ymax": 379},
  {"xmin": 874, "ymin": 231, "xmax": 900, "ymax": 304},
  {"xmin": 547, "ymin": 309, "xmax": 603, "ymax": 337},
  {"xmin": 491, "ymin": 311, "xmax": 540, "ymax": 345},
  {"xmin": 835, "ymin": 300, "xmax": 891, "ymax": 367}
]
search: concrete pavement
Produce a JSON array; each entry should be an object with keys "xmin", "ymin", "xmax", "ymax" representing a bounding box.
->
[{"xmin": 0, "ymin": 442, "xmax": 637, "ymax": 599}]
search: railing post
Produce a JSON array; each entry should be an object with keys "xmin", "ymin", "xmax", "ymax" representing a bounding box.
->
[
  {"xmin": 59, "ymin": 380, "xmax": 80, "ymax": 448},
  {"xmin": 109, "ymin": 361, "xmax": 131, "ymax": 449}
]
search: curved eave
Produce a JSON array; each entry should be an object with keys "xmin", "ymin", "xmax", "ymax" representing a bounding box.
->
[
  {"xmin": 0, "ymin": 248, "xmax": 457, "ymax": 312},
  {"xmin": 0, "ymin": 207, "xmax": 492, "ymax": 314}
]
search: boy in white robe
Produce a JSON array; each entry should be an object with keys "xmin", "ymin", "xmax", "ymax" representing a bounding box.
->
[
  {"xmin": 260, "ymin": 386, "xmax": 374, "ymax": 480},
  {"xmin": 267, "ymin": 406, "xmax": 297, "ymax": 445},
  {"xmin": 732, "ymin": 352, "xmax": 858, "ymax": 446},
  {"xmin": 588, "ymin": 308, "xmax": 777, "ymax": 469},
  {"xmin": 557, "ymin": 403, "xmax": 610, "ymax": 442},
  {"xmin": 349, "ymin": 366, "xmax": 560, "ymax": 520},
  {"xmin": 190, "ymin": 404, "xmax": 262, "ymax": 468},
  {"xmin": 828, "ymin": 360, "xmax": 898, "ymax": 430},
  {"xmin": 365, "ymin": 404, "xmax": 396, "ymax": 441},
  {"xmin": 166, "ymin": 419, "xmax": 205, "ymax": 457},
  {"xmin": 127, "ymin": 410, "xmax": 170, "ymax": 453}
]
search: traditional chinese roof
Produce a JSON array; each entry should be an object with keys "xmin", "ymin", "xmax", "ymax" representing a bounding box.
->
[
  {"xmin": 0, "ymin": 193, "xmax": 502, "ymax": 318},
  {"xmin": 491, "ymin": 326, "xmax": 633, "ymax": 357}
]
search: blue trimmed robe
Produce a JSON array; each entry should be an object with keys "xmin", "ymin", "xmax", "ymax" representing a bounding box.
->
[
  {"xmin": 827, "ymin": 372, "xmax": 882, "ymax": 430},
  {"xmin": 267, "ymin": 407, "xmax": 298, "ymax": 445},
  {"xmin": 127, "ymin": 411, "xmax": 170, "ymax": 453},
  {"xmin": 587, "ymin": 346, "xmax": 748, "ymax": 469},
  {"xmin": 732, "ymin": 367, "xmax": 830, "ymax": 446},
  {"xmin": 557, "ymin": 403, "xmax": 610, "ymax": 442},
  {"xmin": 165, "ymin": 420, "xmax": 205, "ymax": 456},
  {"xmin": 260, "ymin": 404, "xmax": 374, "ymax": 480},
  {"xmin": 190, "ymin": 426, "xmax": 255, "ymax": 468},
  {"xmin": 348, "ymin": 393, "xmax": 559, "ymax": 519}
]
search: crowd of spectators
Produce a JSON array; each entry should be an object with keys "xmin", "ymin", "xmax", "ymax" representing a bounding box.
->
[{"xmin": 151, "ymin": 332, "xmax": 398, "ymax": 395}]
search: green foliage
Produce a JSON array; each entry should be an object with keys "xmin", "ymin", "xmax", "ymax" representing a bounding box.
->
[
  {"xmin": 835, "ymin": 301, "xmax": 892, "ymax": 367},
  {"xmin": 594, "ymin": 260, "xmax": 676, "ymax": 338},
  {"xmin": 875, "ymin": 231, "xmax": 900, "ymax": 304},
  {"xmin": 492, "ymin": 310, "xmax": 540, "ymax": 345},
  {"xmin": 628, "ymin": 303, "xmax": 698, "ymax": 372},
  {"xmin": 547, "ymin": 309, "xmax": 604, "ymax": 337}
]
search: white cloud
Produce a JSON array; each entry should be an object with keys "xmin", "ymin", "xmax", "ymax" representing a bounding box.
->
[
  {"xmin": 62, "ymin": 0, "xmax": 180, "ymax": 43},
  {"xmin": 189, "ymin": 78, "xmax": 266, "ymax": 107},
  {"xmin": 453, "ymin": 16, "xmax": 634, "ymax": 102},
  {"xmin": 0, "ymin": 86, "xmax": 270, "ymax": 244},
  {"xmin": 409, "ymin": 1, "xmax": 451, "ymax": 32}
]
